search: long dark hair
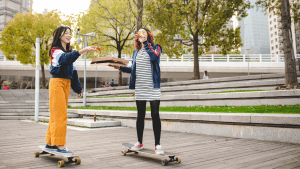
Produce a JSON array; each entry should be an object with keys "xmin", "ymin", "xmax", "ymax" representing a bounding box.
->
[
  {"xmin": 135, "ymin": 28, "xmax": 155, "ymax": 51},
  {"xmin": 204, "ymin": 70, "xmax": 208, "ymax": 76},
  {"xmin": 49, "ymin": 25, "xmax": 73, "ymax": 56}
]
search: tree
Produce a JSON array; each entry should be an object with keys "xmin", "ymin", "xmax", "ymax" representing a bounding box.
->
[
  {"xmin": 77, "ymin": 0, "xmax": 136, "ymax": 86},
  {"xmin": 256, "ymin": 0, "xmax": 300, "ymax": 89},
  {"xmin": 146, "ymin": 0, "xmax": 251, "ymax": 79},
  {"xmin": 0, "ymin": 11, "xmax": 71, "ymax": 89},
  {"xmin": 78, "ymin": 0, "xmax": 171, "ymax": 85}
]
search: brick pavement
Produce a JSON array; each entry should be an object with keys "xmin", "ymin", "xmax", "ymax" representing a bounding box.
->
[{"xmin": 1, "ymin": 120, "xmax": 300, "ymax": 169}]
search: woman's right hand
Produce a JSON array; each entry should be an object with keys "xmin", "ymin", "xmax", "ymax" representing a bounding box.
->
[{"xmin": 79, "ymin": 46, "xmax": 97, "ymax": 55}]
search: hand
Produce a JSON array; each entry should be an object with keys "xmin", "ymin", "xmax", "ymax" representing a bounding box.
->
[
  {"xmin": 79, "ymin": 46, "xmax": 97, "ymax": 55},
  {"xmin": 139, "ymin": 35, "xmax": 147, "ymax": 43},
  {"xmin": 85, "ymin": 46, "xmax": 98, "ymax": 52},
  {"xmin": 77, "ymin": 93, "xmax": 82, "ymax": 98},
  {"xmin": 109, "ymin": 64, "xmax": 120, "ymax": 69}
]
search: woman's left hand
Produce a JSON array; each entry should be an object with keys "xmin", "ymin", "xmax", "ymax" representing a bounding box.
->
[
  {"xmin": 77, "ymin": 93, "xmax": 82, "ymax": 98},
  {"xmin": 139, "ymin": 35, "xmax": 147, "ymax": 43}
]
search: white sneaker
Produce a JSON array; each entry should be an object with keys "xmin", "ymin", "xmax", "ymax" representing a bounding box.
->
[
  {"xmin": 155, "ymin": 145, "xmax": 164, "ymax": 155},
  {"xmin": 131, "ymin": 141, "xmax": 143, "ymax": 151}
]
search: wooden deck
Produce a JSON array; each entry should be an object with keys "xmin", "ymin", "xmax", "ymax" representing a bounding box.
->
[{"xmin": 1, "ymin": 120, "xmax": 300, "ymax": 169}]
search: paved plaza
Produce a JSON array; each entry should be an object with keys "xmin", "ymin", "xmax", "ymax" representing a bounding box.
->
[{"xmin": 1, "ymin": 120, "xmax": 300, "ymax": 169}]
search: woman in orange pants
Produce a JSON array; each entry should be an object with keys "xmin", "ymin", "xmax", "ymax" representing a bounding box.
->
[{"xmin": 45, "ymin": 25, "xmax": 97, "ymax": 153}]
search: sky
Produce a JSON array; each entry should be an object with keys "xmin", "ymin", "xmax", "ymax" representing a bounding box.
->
[{"xmin": 32, "ymin": 0, "xmax": 91, "ymax": 16}]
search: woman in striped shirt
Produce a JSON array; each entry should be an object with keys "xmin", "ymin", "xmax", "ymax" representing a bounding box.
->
[{"xmin": 112, "ymin": 28, "xmax": 164, "ymax": 154}]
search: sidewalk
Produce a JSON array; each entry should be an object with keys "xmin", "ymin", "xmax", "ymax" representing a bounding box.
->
[{"xmin": 1, "ymin": 120, "xmax": 300, "ymax": 169}]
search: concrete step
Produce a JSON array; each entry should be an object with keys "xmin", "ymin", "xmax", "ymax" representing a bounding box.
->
[
  {"xmin": 90, "ymin": 72, "xmax": 300, "ymax": 93},
  {"xmin": 68, "ymin": 89, "xmax": 300, "ymax": 107},
  {"xmin": 0, "ymin": 109, "xmax": 49, "ymax": 113},
  {"xmin": 67, "ymin": 109, "xmax": 300, "ymax": 126},
  {"xmin": 0, "ymin": 112, "xmax": 50, "ymax": 116},
  {"xmin": 0, "ymin": 105, "xmax": 49, "ymax": 109},
  {"xmin": 28, "ymin": 116, "xmax": 121, "ymax": 128},
  {"xmin": 86, "ymin": 77, "xmax": 300, "ymax": 98},
  {"xmin": 0, "ymin": 116, "xmax": 34, "ymax": 120},
  {"xmin": 0, "ymin": 112, "xmax": 79, "ymax": 118},
  {"xmin": 66, "ymin": 109, "xmax": 300, "ymax": 144}
]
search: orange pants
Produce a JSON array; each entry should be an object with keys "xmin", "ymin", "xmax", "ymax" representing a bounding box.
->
[{"xmin": 45, "ymin": 78, "xmax": 71, "ymax": 145}]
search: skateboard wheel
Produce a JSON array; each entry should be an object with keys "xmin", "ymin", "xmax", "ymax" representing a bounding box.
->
[
  {"xmin": 34, "ymin": 152, "xmax": 39, "ymax": 157},
  {"xmin": 134, "ymin": 152, "xmax": 138, "ymax": 154},
  {"xmin": 58, "ymin": 160, "xmax": 65, "ymax": 168},
  {"xmin": 122, "ymin": 150, "xmax": 126, "ymax": 156},
  {"xmin": 175, "ymin": 157, "xmax": 181, "ymax": 163},
  {"xmin": 162, "ymin": 159, "xmax": 168, "ymax": 166},
  {"xmin": 75, "ymin": 158, "xmax": 81, "ymax": 165}
]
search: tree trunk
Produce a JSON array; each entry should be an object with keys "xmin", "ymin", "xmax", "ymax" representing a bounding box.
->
[
  {"xmin": 118, "ymin": 50, "xmax": 123, "ymax": 86},
  {"xmin": 136, "ymin": 0, "xmax": 143, "ymax": 31},
  {"xmin": 192, "ymin": 31, "xmax": 200, "ymax": 79},
  {"xmin": 41, "ymin": 64, "xmax": 46, "ymax": 89},
  {"xmin": 281, "ymin": 0, "xmax": 298, "ymax": 88}
]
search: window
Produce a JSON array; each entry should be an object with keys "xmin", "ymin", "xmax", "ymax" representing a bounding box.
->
[
  {"xmin": 275, "ymin": 38, "xmax": 277, "ymax": 42},
  {"xmin": 272, "ymin": 47, "xmax": 274, "ymax": 50},
  {"xmin": 0, "ymin": 15, "xmax": 4, "ymax": 23},
  {"xmin": 8, "ymin": 1, "xmax": 20, "ymax": 11},
  {"xmin": 270, "ymin": 15, "xmax": 272, "ymax": 18},
  {"xmin": 275, "ymin": 32, "xmax": 277, "ymax": 35},
  {"xmin": 274, "ymin": 18, "xmax": 276, "ymax": 22},
  {"xmin": 0, "ymin": 0, "xmax": 4, "ymax": 7},
  {"xmin": 270, "ymin": 21, "xmax": 272, "ymax": 25},
  {"xmin": 297, "ymin": 37, "xmax": 299, "ymax": 41},
  {"xmin": 7, "ymin": 16, "xmax": 13, "ymax": 22},
  {"xmin": 271, "ymin": 33, "xmax": 273, "ymax": 37},
  {"xmin": 274, "ymin": 25, "xmax": 276, "ymax": 29},
  {"xmin": 276, "ymin": 45, "xmax": 278, "ymax": 48},
  {"xmin": 271, "ymin": 40, "xmax": 274, "ymax": 44},
  {"xmin": 270, "ymin": 27, "xmax": 273, "ymax": 31},
  {"xmin": 276, "ymin": 52, "xmax": 278, "ymax": 54}
]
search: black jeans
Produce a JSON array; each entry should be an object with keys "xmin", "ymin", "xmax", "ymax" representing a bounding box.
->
[{"xmin": 136, "ymin": 100, "xmax": 161, "ymax": 146}]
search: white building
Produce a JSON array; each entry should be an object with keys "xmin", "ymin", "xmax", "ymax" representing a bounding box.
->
[
  {"xmin": 268, "ymin": 5, "xmax": 299, "ymax": 59},
  {"xmin": 239, "ymin": 0, "xmax": 270, "ymax": 54},
  {"xmin": 0, "ymin": 0, "xmax": 33, "ymax": 59}
]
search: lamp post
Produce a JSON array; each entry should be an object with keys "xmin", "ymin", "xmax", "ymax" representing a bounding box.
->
[
  {"xmin": 76, "ymin": 28, "xmax": 96, "ymax": 107},
  {"xmin": 246, "ymin": 49, "xmax": 250, "ymax": 76}
]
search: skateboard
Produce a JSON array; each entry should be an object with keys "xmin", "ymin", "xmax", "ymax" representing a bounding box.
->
[
  {"xmin": 34, "ymin": 145, "xmax": 81, "ymax": 168},
  {"xmin": 121, "ymin": 143, "xmax": 181, "ymax": 166}
]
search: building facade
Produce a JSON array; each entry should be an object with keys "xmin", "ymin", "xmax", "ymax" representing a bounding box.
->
[
  {"xmin": 268, "ymin": 6, "xmax": 299, "ymax": 57},
  {"xmin": 0, "ymin": 0, "xmax": 33, "ymax": 59},
  {"xmin": 296, "ymin": 22, "xmax": 300, "ymax": 54},
  {"xmin": 239, "ymin": 0, "xmax": 270, "ymax": 54}
]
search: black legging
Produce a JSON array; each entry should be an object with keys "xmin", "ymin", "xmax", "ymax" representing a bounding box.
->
[{"xmin": 136, "ymin": 100, "xmax": 161, "ymax": 146}]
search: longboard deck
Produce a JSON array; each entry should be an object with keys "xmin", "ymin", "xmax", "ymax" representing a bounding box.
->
[
  {"xmin": 122, "ymin": 143, "xmax": 179, "ymax": 156},
  {"xmin": 121, "ymin": 143, "xmax": 181, "ymax": 166},
  {"xmin": 37, "ymin": 145, "xmax": 79, "ymax": 158}
]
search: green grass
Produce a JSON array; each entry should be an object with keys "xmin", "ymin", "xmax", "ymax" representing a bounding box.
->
[
  {"xmin": 68, "ymin": 105, "xmax": 300, "ymax": 114},
  {"xmin": 74, "ymin": 95, "xmax": 133, "ymax": 99}
]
